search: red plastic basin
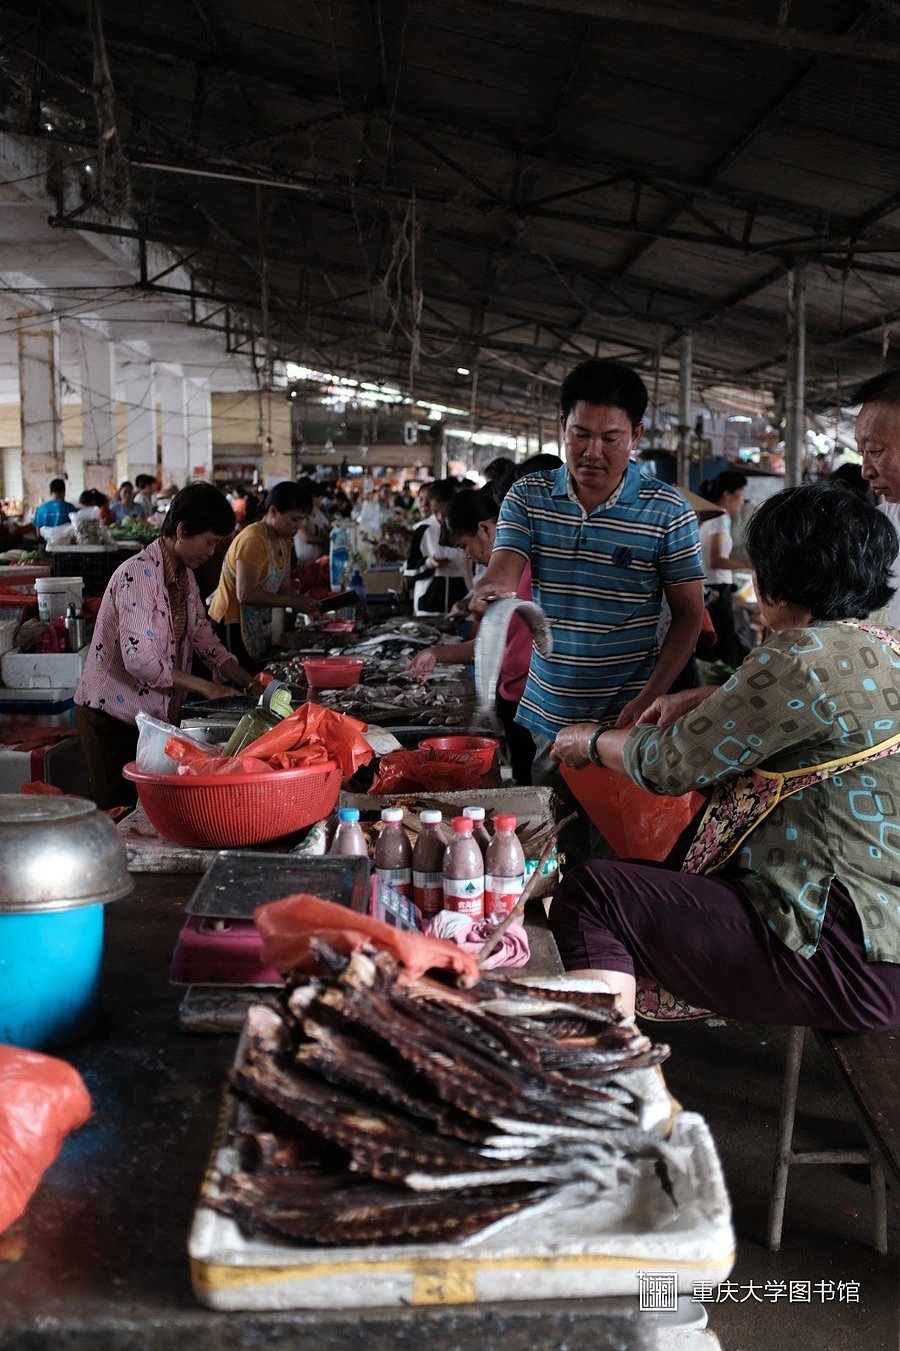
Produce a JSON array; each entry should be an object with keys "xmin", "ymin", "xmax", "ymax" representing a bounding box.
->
[
  {"xmin": 302, "ymin": 657, "xmax": 364, "ymax": 689},
  {"xmin": 418, "ymin": 735, "xmax": 500, "ymax": 776}
]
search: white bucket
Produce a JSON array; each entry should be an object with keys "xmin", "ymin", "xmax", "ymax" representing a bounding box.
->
[{"xmin": 35, "ymin": 576, "xmax": 84, "ymax": 622}]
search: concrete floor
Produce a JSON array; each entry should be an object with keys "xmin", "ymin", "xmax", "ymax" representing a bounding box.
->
[{"xmin": 658, "ymin": 1019, "xmax": 900, "ymax": 1351}]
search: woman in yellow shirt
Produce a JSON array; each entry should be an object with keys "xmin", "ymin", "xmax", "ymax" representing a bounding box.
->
[{"xmin": 209, "ymin": 481, "xmax": 319, "ymax": 670}]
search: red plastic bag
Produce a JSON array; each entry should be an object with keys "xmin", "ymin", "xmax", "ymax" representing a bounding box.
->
[
  {"xmin": 371, "ymin": 748, "xmax": 489, "ymax": 794},
  {"xmin": 0, "ymin": 1046, "xmax": 91, "ymax": 1234},
  {"xmin": 561, "ymin": 764, "xmax": 704, "ymax": 863},
  {"xmin": 238, "ymin": 702, "xmax": 373, "ymax": 779}
]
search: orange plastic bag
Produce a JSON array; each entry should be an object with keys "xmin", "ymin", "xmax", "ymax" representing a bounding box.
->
[
  {"xmin": 371, "ymin": 749, "xmax": 489, "ymax": 794},
  {"xmin": 561, "ymin": 764, "xmax": 704, "ymax": 863},
  {"xmin": 255, "ymin": 893, "xmax": 481, "ymax": 985},
  {"xmin": 0, "ymin": 1046, "xmax": 91, "ymax": 1234},
  {"xmin": 237, "ymin": 702, "xmax": 373, "ymax": 779}
]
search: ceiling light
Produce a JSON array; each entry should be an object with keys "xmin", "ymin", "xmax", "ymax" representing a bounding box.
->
[{"xmin": 457, "ymin": 367, "xmax": 470, "ymax": 376}]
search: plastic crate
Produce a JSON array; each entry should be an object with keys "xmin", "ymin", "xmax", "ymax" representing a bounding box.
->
[{"xmin": 49, "ymin": 546, "xmax": 139, "ymax": 597}]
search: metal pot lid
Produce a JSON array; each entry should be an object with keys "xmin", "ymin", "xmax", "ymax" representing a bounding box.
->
[{"xmin": 0, "ymin": 795, "xmax": 133, "ymax": 914}]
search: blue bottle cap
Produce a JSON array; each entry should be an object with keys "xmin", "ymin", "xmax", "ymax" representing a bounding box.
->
[{"xmin": 338, "ymin": 807, "xmax": 360, "ymax": 822}]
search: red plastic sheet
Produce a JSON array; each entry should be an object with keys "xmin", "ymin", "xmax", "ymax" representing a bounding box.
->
[
  {"xmin": 371, "ymin": 748, "xmax": 490, "ymax": 794},
  {"xmin": 237, "ymin": 702, "xmax": 373, "ymax": 779},
  {"xmin": 0, "ymin": 1046, "xmax": 91, "ymax": 1234}
]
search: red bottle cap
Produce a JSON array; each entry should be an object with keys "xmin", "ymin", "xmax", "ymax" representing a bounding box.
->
[
  {"xmin": 494, "ymin": 814, "xmax": 516, "ymax": 831},
  {"xmin": 451, "ymin": 816, "xmax": 473, "ymax": 834}
]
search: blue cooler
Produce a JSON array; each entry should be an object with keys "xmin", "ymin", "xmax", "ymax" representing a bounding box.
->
[{"xmin": 0, "ymin": 796, "xmax": 133, "ymax": 1050}]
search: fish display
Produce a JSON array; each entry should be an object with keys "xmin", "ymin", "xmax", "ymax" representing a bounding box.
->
[{"xmin": 209, "ymin": 943, "xmax": 676, "ymax": 1247}]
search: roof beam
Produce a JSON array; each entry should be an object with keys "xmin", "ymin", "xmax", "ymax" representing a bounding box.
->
[{"xmin": 489, "ymin": 0, "xmax": 900, "ymax": 67}]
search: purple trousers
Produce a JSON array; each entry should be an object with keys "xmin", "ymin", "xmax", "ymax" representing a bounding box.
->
[{"xmin": 549, "ymin": 860, "xmax": 900, "ymax": 1033}]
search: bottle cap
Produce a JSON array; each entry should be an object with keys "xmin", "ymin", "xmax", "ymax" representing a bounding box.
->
[
  {"xmin": 381, "ymin": 807, "xmax": 404, "ymax": 822},
  {"xmin": 463, "ymin": 805, "xmax": 485, "ymax": 821},
  {"xmin": 494, "ymin": 814, "xmax": 517, "ymax": 832},
  {"xmin": 338, "ymin": 807, "xmax": 360, "ymax": 823},
  {"xmin": 451, "ymin": 816, "xmax": 473, "ymax": 834},
  {"xmin": 420, "ymin": 810, "xmax": 442, "ymax": 825}
]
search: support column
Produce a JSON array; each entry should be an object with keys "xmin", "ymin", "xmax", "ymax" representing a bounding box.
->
[
  {"xmin": 18, "ymin": 313, "xmax": 64, "ymax": 516},
  {"xmin": 78, "ymin": 332, "xmax": 117, "ymax": 495},
  {"xmin": 784, "ymin": 264, "xmax": 806, "ymax": 490},
  {"xmin": 184, "ymin": 379, "xmax": 212, "ymax": 482},
  {"xmin": 123, "ymin": 362, "xmax": 158, "ymax": 486},
  {"xmin": 677, "ymin": 331, "xmax": 693, "ymax": 490},
  {"xmin": 158, "ymin": 371, "xmax": 189, "ymax": 486}
]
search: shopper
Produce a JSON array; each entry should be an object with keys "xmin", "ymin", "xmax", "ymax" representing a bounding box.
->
[
  {"xmin": 856, "ymin": 369, "xmax": 900, "ymax": 629},
  {"xmin": 548, "ymin": 482, "xmax": 900, "ymax": 1032},
  {"xmin": 698, "ymin": 470, "xmax": 749, "ymax": 670},
  {"xmin": 33, "ymin": 478, "xmax": 76, "ymax": 529},
  {"xmin": 75, "ymin": 484, "xmax": 260, "ymax": 809},
  {"xmin": 471, "ymin": 358, "xmax": 704, "ymax": 860},
  {"xmin": 404, "ymin": 477, "xmax": 473, "ymax": 616},
  {"xmin": 113, "ymin": 481, "xmax": 148, "ymax": 522}
]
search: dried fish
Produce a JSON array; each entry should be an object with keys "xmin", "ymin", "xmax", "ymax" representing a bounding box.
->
[{"xmin": 210, "ymin": 946, "xmax": 676, "ymax": 1248}]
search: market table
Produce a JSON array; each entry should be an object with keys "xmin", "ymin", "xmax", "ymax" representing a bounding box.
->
[{"xmin": 0, "ymin": 874, "xmax": 663, "ymax": 1351}]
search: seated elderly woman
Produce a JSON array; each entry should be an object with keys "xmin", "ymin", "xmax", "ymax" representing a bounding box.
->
[{"xmin": 550, "ymin": 482, "xmax": 900, "ymax": 1034}]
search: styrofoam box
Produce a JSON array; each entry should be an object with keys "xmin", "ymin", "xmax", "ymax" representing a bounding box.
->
[
  {"xmin": 0, "ymin": 618, "xmax": 18, "ymax": 656},
  {"xmin": 189, "ymin": 1012, "xmax": 735, "ymax": 1311},
  {"xmin": 1, "ymin": 646, "xmax": 88, "ymax": 689},
  {"xmin": 0, "ymin": 685, "xmax": 77, "ymax": 727}
]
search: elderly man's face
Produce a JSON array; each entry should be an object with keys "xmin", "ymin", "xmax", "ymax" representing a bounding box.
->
[{"xmin": 857, "ymin": 402, "xmax": 900, "ymax": 502}]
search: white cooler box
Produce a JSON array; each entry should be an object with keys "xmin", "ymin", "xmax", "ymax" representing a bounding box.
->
[
  {"xmin": 0, "ymin": 726, "xmax": 90, "ymax": 794},
  {"xmin": 0, "ymin": 685, "xmax": 77, "ymax": 728},
  {"xmin": 1, "ymin": 646, "xmax": 88, "ymax": 689}
]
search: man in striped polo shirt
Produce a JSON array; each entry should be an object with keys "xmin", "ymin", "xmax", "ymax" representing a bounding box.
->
[{"xmin": 472, "ymin": 359, "xmax": 705, "ymax": 859}]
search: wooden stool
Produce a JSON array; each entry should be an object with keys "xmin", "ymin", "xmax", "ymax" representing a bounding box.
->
[{"xmin": 767, "ymin": 1025, "xmax": 889, "ymax": 1254}]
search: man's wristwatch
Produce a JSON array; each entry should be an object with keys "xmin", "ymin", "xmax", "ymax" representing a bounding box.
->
[{"xmin": 587, "ymin": 726, "xmax": 604, "ymax": 767}]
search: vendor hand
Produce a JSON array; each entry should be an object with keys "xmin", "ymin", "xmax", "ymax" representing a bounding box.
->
[
  {"xmin": 469, "ymin": 583, "xmax": 516, "ymax": 616},
  {"xmin": 291, "ymin": 593, "xmax": 322, "ymax": 618},
  {"xmin": 202, "ymin": 681, "xmax": 235, "ymax": 701},
  {"xmin": 635, "ymin": 686, "xmax": 715, "ymax": 728},
  {"xmin": 614, "ymin": 690, "xmax": 656, "ymax": 729},
  {"xmin": 407, "ymin": 649, "xmax": 437, "ymax": 682},
  {"xmin": 550, "ymin": 722, "xmax": 601, "ymax": 769},
  {"xmin": 243, "ymin": 677, "xmax": 268, "ymax": 700}
]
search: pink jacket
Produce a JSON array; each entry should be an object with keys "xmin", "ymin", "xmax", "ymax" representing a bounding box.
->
[{"xmin": 75, "ymin": 539, "xmax": 233, "ymax": 725}]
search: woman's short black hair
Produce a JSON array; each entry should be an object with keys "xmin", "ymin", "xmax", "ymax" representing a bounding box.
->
[
  {"xmin": 699, "ymin": 470, "xmax": 747, "ymax": 501},
  {"xmin": 442, "ymin": 486, "xmax": 499, "ymax": 543},
  {"xmin": 161, "ymin": 483, "xmax": 235, "ymax": 538},
  {"xmin": 264, "ymin": 480, "xmax": 313, "ymax": 515},
  {"xmin": 559, "ymin": 359, "xmax": 648, "ymax": 427},
  {"xmin": 745, "ymin": 481, "xmax": 896, "ymax": 620},
  {"xmin": 427, "ymin": 477, "xmax": 462, "ymax": 508}
]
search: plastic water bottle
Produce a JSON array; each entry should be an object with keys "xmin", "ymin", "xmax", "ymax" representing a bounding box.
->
[{"xmin": 329, "ymin": 524, "xmax": 351, "ymax": 593}]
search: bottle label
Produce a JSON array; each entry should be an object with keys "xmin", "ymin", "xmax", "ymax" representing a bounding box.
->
[
  {"xmin": 443, "ymin": 875, "xmax": 484, "ymax": 919},
  {"xmin": 376, "ymin": 865, "xmax": 412, "ymax": 899},
  {"xmin": 413, "ymin": 869, "xmax": 444, "ymax": 918},
  {"xmin": 485, "ymin": 873, "xmax": 525, "ymax": 919}
]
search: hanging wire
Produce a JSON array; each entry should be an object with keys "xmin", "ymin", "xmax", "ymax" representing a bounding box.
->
[{"xmin": 86, "ymin": 0, "xmax": 130, "ymax": 216}]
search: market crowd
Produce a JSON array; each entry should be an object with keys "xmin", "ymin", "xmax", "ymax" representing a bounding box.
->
[{"xmin": 54, "ymin": 358, "xmax": 900, "ymax": 1036}]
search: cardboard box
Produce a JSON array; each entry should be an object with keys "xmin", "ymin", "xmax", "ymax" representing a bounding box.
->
[
  {"xmin": 1, "ymin": 645, "xmax": 89, "ymax": 689},
  {"xmin": 364, "ymin": 564, "xmax": 403, "ymax": 596}
]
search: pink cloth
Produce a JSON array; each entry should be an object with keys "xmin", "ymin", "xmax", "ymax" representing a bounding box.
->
[
  {"xmin": 424, "ymin": 910, "xmax": 531, "ymax": 969},
  {"xmin": 75, "ymin": 538, "xmax": 233, "ymax": 726},
  {"xmin": 497, "ymin": 563, "xmax": 533, "ymax": 702}
]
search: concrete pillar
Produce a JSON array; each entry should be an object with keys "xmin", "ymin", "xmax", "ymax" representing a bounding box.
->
[
  {"xmin": 17, "ymin": 312, "xmax": 64, "ymax": 516},
  {"xmin": 123, "ymin": 361, "xmax": 157, "ymax": 486},
  {"xmin": 78, "ymin": 331, "xmax": 117, "ymax": 495},
  {"xmin": 158, "ymin": 372, "xmax": 188, "ymax": 485},
  {"xmin": 184, "ymin": 379, "xmax": 212, "ymax": 482},
  {"xmin": 677, "ymin": 331, "xmax": 693, "ymax": 490},
  {"xmin": 784, "ymin": 264, "xmax": 806, "ymax": 490}
]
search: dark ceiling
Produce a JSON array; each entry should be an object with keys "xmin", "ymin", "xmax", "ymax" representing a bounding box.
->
[{"xmin": 3, "ymin": 0, "xmax": 900, "ymax": 428}]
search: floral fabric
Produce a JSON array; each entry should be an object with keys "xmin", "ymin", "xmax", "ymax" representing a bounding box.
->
[{"xmin": 75, "ymin": 538, "xmax": 232, "ymax": 726}]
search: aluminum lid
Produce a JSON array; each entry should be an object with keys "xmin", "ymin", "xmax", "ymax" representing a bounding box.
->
[{"xmin": 0, "ymin": 795, "xmax": 133, "ymax": 914}]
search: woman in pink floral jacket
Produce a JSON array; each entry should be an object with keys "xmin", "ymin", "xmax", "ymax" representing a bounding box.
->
[{"xmin": 75, "ymin": 484, "xmax": 259, "ymax": 808}]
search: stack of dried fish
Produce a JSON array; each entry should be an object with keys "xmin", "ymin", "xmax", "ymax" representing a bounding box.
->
[{"xmin": 211, "ymin": 945, "xmax": 676, "ymax": 1247}]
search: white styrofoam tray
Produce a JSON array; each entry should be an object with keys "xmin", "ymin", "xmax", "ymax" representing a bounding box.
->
[{"xmin": 189, "ymin": 1011, "xmax": 735, "ymax": 1311}]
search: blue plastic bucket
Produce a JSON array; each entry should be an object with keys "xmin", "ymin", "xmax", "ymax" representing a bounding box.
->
[{"xmin": 0, "ymin": 904, "xmax": 104, "ymax": 1050}]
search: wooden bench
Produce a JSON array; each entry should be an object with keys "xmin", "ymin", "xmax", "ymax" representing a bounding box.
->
[{"xmin": 767, "ymin": 1025, "xmax": 899, "ymax": 1254}]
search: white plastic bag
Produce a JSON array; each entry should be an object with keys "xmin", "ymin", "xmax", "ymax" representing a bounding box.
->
[
  {"xmin": 39, "ymin": 524, "xmax": 75, "ymax": 548},
  {"xmin": 135, "ymin": 712, "xmax": 210, "ymax": 775},
  {"xmin": 69, "ymin": 507, "xmax": 112, "ymax": 546}
]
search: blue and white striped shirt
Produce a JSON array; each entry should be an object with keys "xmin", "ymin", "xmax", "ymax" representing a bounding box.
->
[{"xmin": 494, "ymin": 461, "xmax": 704, "ymax": 736}]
